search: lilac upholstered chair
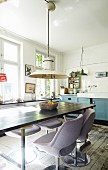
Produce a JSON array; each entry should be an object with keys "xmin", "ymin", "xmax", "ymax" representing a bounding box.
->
[
  {"xmin": 33, "ymin": 114, "xmax": 83, "ymax": 170},
  {"xmin": 76, "ymin": 108, "xmax": 95, "ymax": 166},
  {"xmin": 77, "ymin": 108, "xmax": 95, "ymax": 142},
  {"xmin": 6, "ymin": 125, "xmax": 41, "ymax": 164},
  {"xmin": 64, "ymin": 108, "xmax": 95, "ymax": 167},
  {"xmin": 38, "ymin": 118, "xmax": 63, "ymax": 134}
]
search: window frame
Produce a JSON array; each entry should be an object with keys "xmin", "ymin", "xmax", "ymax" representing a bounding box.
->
[{"xmin": 0, "ymin": 37, "xmax": 22, "ymax": 102}]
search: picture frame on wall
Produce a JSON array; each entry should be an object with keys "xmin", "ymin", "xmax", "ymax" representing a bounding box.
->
[
  {"xmin": 25, "ymin": 64, "xmax": 35, "ymax": 76},
  {"xmin": 95, "ymin": 72, "xmax": 107, "ymax": 78},
  {"xmin": 25, "ymin": 83, "xmax": 36, "ymax": 93}
]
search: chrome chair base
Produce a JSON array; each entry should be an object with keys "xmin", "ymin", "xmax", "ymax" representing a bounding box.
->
[
  {"xmin": 8, "ymin": 147, "xmax": 37, "ymax": 165},
  {"xmin": 63, "ymin": 151, "xmax": 90, "ymax": 167}
]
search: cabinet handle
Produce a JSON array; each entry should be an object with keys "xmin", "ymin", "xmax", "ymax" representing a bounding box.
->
[{"xmin": 68, "ymin": 98, "xmax": 71, "ymax": 100}]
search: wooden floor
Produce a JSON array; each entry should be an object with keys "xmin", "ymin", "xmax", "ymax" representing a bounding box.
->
[
  {"xmin": 72, "ymin": 124, "xmax": 108, "ymax": 170},
  {"xmin": 0, "ymin": 124, "xmax": 108, "ymax": 170}
]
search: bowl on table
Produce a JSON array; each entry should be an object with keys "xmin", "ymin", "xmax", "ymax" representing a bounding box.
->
[{"xmin": 39, "ymin": 101, "xmax": 58, "ymax": 110}]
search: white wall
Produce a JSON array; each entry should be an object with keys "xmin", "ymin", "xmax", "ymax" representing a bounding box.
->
[
  {"xmin": 63, "ymin": 43, "xmax": 108, "ymax": 93},
  {"xmin": 0, "ymin": 29, "xmax": 63, "ymax": 100}
]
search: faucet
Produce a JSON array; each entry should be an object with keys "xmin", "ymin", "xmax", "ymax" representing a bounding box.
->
[
  {"xmin": 51, "ymin": 92, "xmax": 55, "ymax": 99},
  {"xmin": 88, "ymin": 85, "xmax": 92, "ymax": 92},
  {"xmin": 88, "ymin": 85, "xmax": 97, "ymax": 92}
]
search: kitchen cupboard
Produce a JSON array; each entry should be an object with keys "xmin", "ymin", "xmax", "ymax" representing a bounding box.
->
[
  {"xmin": 60, "ymin": 95, "xmax": 77, "ymax": 103},
  {"xmin": 60, "ymin": 94, "xmax": 108, "ymax": 122},
  {"xmin": 77, "ymin": 98, "xmax": 90, "ymax": 104},
  {"xmin": 60, "ymin": 95, "xmax": 91, "ymax": 104},
  {"xmin": 78, "ymin": 97, "xmax": 108, "ymax": 121},
  {"xmin": 93, "ymin": 98, "xmax": 108, "ymax": 121}
]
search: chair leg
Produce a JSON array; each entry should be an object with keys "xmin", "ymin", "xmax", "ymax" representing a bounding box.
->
[
  {"xmin": 80, "ymin": 138, "xmax": 91, "ymax": 151},
  {"xmin": 72, "ymin": 144, "xmax": 90, "ymax": 167},
  {"xmin": 63, "ymin": 115, "xmax": 67, "ymax": 122},
  {"xmin": 56, "ymin": 128, "xmax": 58, "ymax": 132},
  {"xmin": 62, "ymin": 142, "xmax": 90, "ymax": 167},
  {"xmin": 73, "ymin": 146, "xmax": 78, "ymax": 166},
  {"xmin": 55, "ymin": 157, "xmax": 60, "ymax": 170},
  {"xmin": 46, "ymin": 130, "xmax": 49, "ymax": 134},
  {"xmin": 43, "ymin": 157, "xmax": 60, "ymax": 170},
  {"xmin": 46, "ymin": 128, "xmax": 58, "ymax": 134}
]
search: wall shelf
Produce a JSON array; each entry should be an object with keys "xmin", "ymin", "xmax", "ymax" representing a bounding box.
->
[{"xmin": 68, "ymin": 76, "xmax": 80, "ymax": 93}]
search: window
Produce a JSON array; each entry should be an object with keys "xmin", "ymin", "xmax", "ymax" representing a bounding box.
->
[
  {"xmin": 35, "ymin": 51, "xmax": 55, "ymax": 99},
  {"xmin": 4, "ymin": 41, "xmax": 18, "ymax": 62},
  {"xmin": 36, "ymin": 53, "xmax": 43, "ymax": 68},
  {"xmin": 4, "ymin": 63, "xmax": 19, "ymax": 100},
  {"xmin": 0, "ymin": 38, "xmax": 21, "ymax": 102}
]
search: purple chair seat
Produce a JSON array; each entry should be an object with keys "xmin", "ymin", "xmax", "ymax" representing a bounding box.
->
[
  {"xmin": 6, "ymin": 125, "xmax": 41, "ymax": 137},
  {"xmin": 38, "ymin": 118, "xmax": 62, "ymax": 130}
]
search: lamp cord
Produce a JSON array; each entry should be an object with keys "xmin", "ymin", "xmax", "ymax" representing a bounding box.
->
[
  {"xmin": 80, "ymin": 47, "xmax": 84, "ymax": 69},
  {"xmin": 45, "ymin": 0, "xmax": 49, "ymax": 3},
  {"xmin": 48, "ymin": 9, "xmax": 49, "ymax": 58}
]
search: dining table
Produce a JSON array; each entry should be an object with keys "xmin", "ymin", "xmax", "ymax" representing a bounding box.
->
[{"xmin": 0, "ymin": 102, "xmax": 95, "ymax": 170}]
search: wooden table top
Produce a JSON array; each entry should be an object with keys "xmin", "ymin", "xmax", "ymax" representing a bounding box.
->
[{"xmin": 0, "ymin": 102, "xmax": 95, "ymax": 133}]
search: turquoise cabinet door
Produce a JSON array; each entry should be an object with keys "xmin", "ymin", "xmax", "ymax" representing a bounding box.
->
[
  {"xmin": 59, "ymin": 95, "xmax": 65, "ymax": 102},
  {"xmin": 60, "ymin": 95, "xmax": 78, "ymax": 117},
  {"xmin": 60, "ymin": 95, "xmax": 77, "ymax": 103},
  {"xmin": 77, "ymin": 98, "xmax": 90, "ymax": 104},
  {"xmin": 93, "ymin": 99, "xmax": 108, "ymax": 121}
]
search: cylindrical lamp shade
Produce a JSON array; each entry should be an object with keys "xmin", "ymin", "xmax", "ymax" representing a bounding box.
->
[{"xmin": 43, "ymin": 57, "xmax": 54, "ymax": 70}]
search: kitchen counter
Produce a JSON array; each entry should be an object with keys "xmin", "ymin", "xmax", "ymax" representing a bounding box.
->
[
  {"xmin": 60, "ymin": 94, "xmax": 77, "ymax": 96},
  {"xmin": 60, "ymin": 93, "xmax": 108, "ymax": 98},
  {"xmin": 0, "ymin": 98, "xmax": 60, "ymax": 108},
  {"xmin": 0, "ymin": 100, "xmax": 44, "ymax": 105},
  {"xmin": 77, "ymin": 92, "xmax": 108, "ymax": 99}
]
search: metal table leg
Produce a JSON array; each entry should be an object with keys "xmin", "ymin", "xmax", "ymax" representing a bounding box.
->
[
  {"xmin": 21, "ymin": 128, "xmax": 25, "ymax": 170},
  {"xmin": 0, "ymin": 129, "xmax": 26, "ymax": 169}
]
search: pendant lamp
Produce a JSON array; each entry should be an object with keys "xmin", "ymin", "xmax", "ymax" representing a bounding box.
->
[
  {"xmin": 78, "ymin": 47, "xmax": 87, "ymax": 76},
  {"xmin": 29, "ymin": 1, "xmax": 67, "ymax": 79},
  {"xmin": 29, "ymin": 69, "xmax": 67, "ymax": 79}
]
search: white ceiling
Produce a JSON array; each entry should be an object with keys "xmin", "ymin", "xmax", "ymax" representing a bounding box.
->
[{"xmin": 0, "ymin": 0, "xmax": 108, "ymax": 53}]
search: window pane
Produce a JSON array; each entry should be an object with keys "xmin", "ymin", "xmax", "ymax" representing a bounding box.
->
[
  {"xmin": 36, "ymin": 79, "xmax": 45, "ymax": 99},
  {"xmin": 3, "ymin": 64, "xmax": 19, "ymax": 101},
  {"xmin": 46, "ymin": 79, "xmax": 50, "ymax": 97},
  {"xmin": 36, "ymin": 54, "xmax": 43, "ymax": 67},
  {"xmin": 4, "ymin": 41, "xmax": 18, "ymax": 62}
]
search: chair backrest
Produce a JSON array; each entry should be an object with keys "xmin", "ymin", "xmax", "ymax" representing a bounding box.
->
[
  {"xmin": 78, "ymin": 108, "xmax": 95, "ymax": 141},
  {"xmin": 50, "ymin": 114, "xmax": 83, "ymax": 156}
]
